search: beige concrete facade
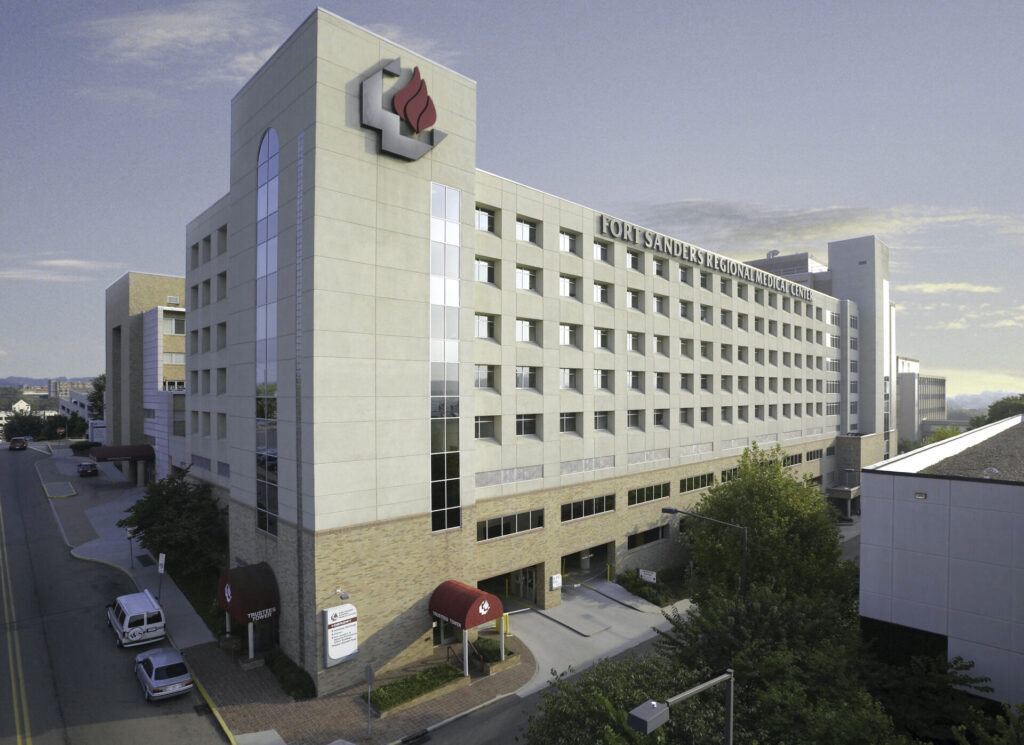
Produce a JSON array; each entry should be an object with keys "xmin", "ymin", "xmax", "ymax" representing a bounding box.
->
[
  {"xmin": 184, "ymin": 9, "xmax": 891, "ymax": 694},
  {"xmin": 105, "ymin": 272, "xmax": 185, "ymax": 448}
]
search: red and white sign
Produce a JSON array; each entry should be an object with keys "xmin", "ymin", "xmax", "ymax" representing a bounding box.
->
[{"xmin": 325, "ymin": 603, "xmax": 358, "ymax": 665}]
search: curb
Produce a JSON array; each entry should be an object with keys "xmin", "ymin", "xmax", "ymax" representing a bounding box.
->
[
  {"xmin": 383, "ymin": 691, "xmax": 518, "ymax": 745},
  {"xmin": 566, "ymin": 576, "xmax": 657, "ymax": 613},
  {"xmin": 193, "ymin": 674, "xmax": 238, "ymax": 745}
]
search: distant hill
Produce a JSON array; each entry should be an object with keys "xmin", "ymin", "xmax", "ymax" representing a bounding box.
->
[
  {"xmin": 948, "ymin": 391, "xmax": 1021, "ymax": 412},
  {"xmin": 0, "ymin": 376, "xmax": 94, "ymax": 388}
]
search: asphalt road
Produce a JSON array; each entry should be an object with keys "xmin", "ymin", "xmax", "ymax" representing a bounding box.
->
[{"xmin": 0, "ymin": 448, "xmax": 225, "ymax": 745}]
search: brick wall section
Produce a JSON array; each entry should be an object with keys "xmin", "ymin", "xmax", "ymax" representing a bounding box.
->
[{"xmin": 301, "ymin": 439, "xmax": 834, "ymax": 694}]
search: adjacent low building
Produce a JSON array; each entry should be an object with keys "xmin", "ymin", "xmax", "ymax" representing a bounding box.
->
[
  {"xmin": 105, "ymin": 272, "xmax": 186, "ymax": 482},
  {"xmin": 896, "ymin": 356, "xmax": 947, "ymax": 443},
  {"xmin": 860, "ymin": 415, "xmax": 1024, "ymax": 705},
  {"xmin": 183, "ymin": 9, "xmax": 898, "ymax": 694}
]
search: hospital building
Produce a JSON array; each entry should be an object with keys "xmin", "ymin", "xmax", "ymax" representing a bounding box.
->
[{"xmin": 183, "ymin": 9, "xmax": 896, "ymax": 694}]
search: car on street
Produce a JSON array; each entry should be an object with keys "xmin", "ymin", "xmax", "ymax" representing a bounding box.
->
[
  {"xmin": 106, "ymin": 589, "xmax": 167, "ymax": 647},
  {"xmin": 77, "ymin": 461, "xmax": 99, "ymax": 477},
  {"xmin": 8, "ymin": 437, "xmax": 28, "ymax": 450},
  {"xmin": 133, "ymin": 647, "xmax": 194, "ymax": 701}
]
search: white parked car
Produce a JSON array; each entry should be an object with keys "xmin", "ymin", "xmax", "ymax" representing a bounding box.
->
[
  {"xmin": 106, "ymin": 589, "xmax": 166, "ymax": 647},
  {"xmin": 134, "ymin": 647, "xmax": 194, "ymax": 701}
]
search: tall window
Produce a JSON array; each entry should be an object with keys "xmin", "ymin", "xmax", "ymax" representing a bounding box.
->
[
  {"xmin": 255, "ymin": 129, "xmax": 279, "ymax": 536},
  {"xmin": 430, "ymin": 183, "xmax": 461, "ymax": 531}
]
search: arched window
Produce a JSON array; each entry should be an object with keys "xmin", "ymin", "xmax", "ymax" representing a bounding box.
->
[{"xmin": 255, "ymin": 129, "xmax": 279, "ymax": 535}]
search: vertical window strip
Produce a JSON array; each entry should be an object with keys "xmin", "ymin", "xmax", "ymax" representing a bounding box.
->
[
  {"xmin": 430, "ymin": 183, "xmax": 461, "ymax": 531},
  {"xmin": 255, "ymin": 129, "xmax": 279, "ymax": 536}
]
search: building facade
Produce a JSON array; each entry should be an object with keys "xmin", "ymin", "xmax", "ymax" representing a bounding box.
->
[
  {"xmin": 860, "ymin": 416, "xmax": 1024, "ymax": 705},
  {"xmin": 105, "ymin": 273, "xmax": 186, "ymax": 481},
  {"xmin": 185, "ymin": 9, "xmax": 895, "ymax": 694},
  {"xmin": 896, "ymin": 356, "xmax": 947, "ymax": 443}
]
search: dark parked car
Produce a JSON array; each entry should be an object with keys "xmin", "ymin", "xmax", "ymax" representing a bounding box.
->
[
  {"xmin": 77, "ymin": 461, "xmax": 99, "ymax": 477},
  {"xmin": 8, "ymin": 437, "xmax": 27, "ymax": 451},
  {"xmin": 134, "ymin": 647, "xmax": 194, "ymax": 701}
]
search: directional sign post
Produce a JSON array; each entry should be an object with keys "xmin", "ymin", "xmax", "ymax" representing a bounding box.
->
[
  {"xmin": 365, "ymin": 664, "xmax": 374, "ymax": 737},
  {"xmin": 157, "ymin": 553, "xmax": 166, "ymax": 600}
]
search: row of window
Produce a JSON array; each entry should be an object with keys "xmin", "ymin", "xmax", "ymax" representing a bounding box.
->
[
  {"xmin": 188, "ymin": 409, "xmax": 229, "ymax": 439},
  {"xmin": 474, "ymin": 317, "xmax": 845, "ymax": 364},
  {"xmin": 189, "ymin": 322, "xmax": 228, "ymax": 355},
  {"xmin": 627, "ymin": 482, "xmax": 671, "ymax": 506},
  {"xmin": 189, "ymin": 271, "xmax": 229, "ymax": 311},
  {"xmin": 476, "ymin": 364, "xmax": 846, "ymax": 398},
  {"xmin": 474, "ymin": 210, "xmax": 830, "ymax": 321},
  {"xmin": 479, "ymin": 264, "xmax": 838, "ymax": 340},
  {"xmin": 476, "ymin": 509, "xmax": 544, "ymax": 542},
  {"xmin": 474, "ymin": 399, "xmax": 841, "ymax": 440},
  {"xmin": 188, "ymin": 367, "xmax": 228, "ymax": 396},
  {"xmin": 188, "ymin": 225, "xmax": 228, "ymax": 269}
]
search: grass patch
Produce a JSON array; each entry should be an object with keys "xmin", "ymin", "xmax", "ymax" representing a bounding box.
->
[
  {"xmin": 365, "ymin": 664, "xmax": 462, "ymax": 712},
  {"xmin": 473, "ymin": 635, "xmax": 515, "ymax": 663},
  {"xmin": 615, "ymin": 565, "xmax": 691, "ymax": 606},
  {"xmin": 265, "ymin": 649, "xmax": 317, "ymax": 699}
]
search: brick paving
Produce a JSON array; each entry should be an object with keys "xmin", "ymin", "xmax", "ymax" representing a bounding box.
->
[{"xmin": 184, "ymin": 635, "xmax": 536, "ymax": 745}]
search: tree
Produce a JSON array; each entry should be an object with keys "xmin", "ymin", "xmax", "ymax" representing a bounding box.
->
[
  {"xmin": 954, "ymin": 702, "xmax": 1024, "ymax": 745},
  {"xmin": 865, "ymin": 654, "xmax": 993, "ymax": 742},
  {"xmin": 924, "ymin": 425, "xmax": 961, "ymax": 445},
  {"xmin": 3, "ymin": 413, "xmax": 42, "ymax": 440},
  {"xmin": 682, "ymin": 443, "xmax": 854, "ymax": 604},
  {"xmin": 985, "ymin": 394, "xmax": 1024, "ymax": 424},
  {"xmin": 523, "ymin": 656, "xmax": 674, "ymax": 745},
  {"xmin": 87, "ymin": 374, "xmax": 105, "ymax": 420},
  {"xmin": 116, "ymin": 469, "xmax": 227, "ymax": 584},
  {"xmin": 654, "ymin": 588, "xmax": 912, "ymax": 745}
]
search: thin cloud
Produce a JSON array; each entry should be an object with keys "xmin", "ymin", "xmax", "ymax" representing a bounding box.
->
[
  {"xmin": 0, "ymin": 269, "xmax": 90, "ymax": 283},
  {"xmin": 72, "ymin": 1, "xmax": 287, "ymax": 90},
  {"xmin": 0, "ymin": 257, "xmax": 124, "ymax": 282},
  {"xmin": 900, "ymin": 282, "xmax": 1002, "ymax": 294},
  {"xmin": 363, "ymin": 23, "xmax": 460, "ymax": 67},
  {"xmin": 631, "ymin": 200, "xmax": 1024, "ymax": 256}
]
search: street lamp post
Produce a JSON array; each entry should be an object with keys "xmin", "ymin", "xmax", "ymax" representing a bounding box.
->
[
  {"xmin": 627, "ymin": 669, "xmax": 735, "ymax": 743},
  {"xmin": 662, "ymin": 507, "xmax": 748, "ymax": 598}
]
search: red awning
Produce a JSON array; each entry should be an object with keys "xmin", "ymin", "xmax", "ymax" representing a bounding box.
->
[
  {"xmin": 218, "ymin": 562, "xmax": 280, "ymax": 624},
  {"xmin": 429, "ymin": 580, "xmax": 503, "ymax": 630}
]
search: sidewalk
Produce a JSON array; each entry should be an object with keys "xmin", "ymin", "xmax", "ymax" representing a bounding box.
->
[{"xmin": 37, "ymin": 448, "xmax": 674, "ymax": 745}]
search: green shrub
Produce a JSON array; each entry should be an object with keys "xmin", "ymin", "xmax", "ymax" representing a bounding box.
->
[
  {"xmin": 70, "ymin": 441, "xmax": 100, "ymax": 454},
  {"xmin": 265, "ymin": 649, "xmax": 316, "ymax": 699},
  {"xmin": 615, "ymin": 565, "xmax": 690, "ymax": 606},
  {"xmin": 365, "ymin": 664, "xmax": 461, "ymax": 711},
  {"xmin": 473, "ymin": 635, "xmax": 515, "ymax": 663}
]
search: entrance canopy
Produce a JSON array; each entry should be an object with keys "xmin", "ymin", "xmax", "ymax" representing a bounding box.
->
[
  {"xmin": 89, "ymin": 444, "xmax": 155, "ymax": 462},
  {"xmin": 218, "ymin": 562, "xmax": 280, "ymax": 624},
  {"xmin": 429, "ymin": 580, "xmax": 503, "ymax": 630}
]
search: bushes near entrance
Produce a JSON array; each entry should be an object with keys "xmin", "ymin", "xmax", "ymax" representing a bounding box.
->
[
  {"xmin": 615, "ymin": 564, "xmax": 690, "ymax": 607},
  {"xmin": 473, "ymin": 635, "xmax": 515, "ymax": 663},
  {"xmin": 70, "ymin": 440, "xmax": 101, "ymax": 455},
  {"xmin": 265, "ymin": 649, "xmax": 317, "ymax": 700},
  {"xmin": 366, "ymin": 664, "xmax": 462, "ymax": 712}
]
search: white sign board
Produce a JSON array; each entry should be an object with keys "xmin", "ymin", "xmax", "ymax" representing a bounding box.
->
[
  {"xmin": 638, "ymin": 569, "xmax": 657, "ymax": 585},
  {"xmin": 325, "ymin": 603, "xmax": 358, "ymax": 666},
  {"xmin": 550, "ymin": 573, "xmax": 562, "ymax": 590},
  {"xmin": 158, "ymin": 553, "xmax": 166, "ymax": 574}
]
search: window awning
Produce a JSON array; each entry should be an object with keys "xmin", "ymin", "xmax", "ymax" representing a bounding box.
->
[
  {"xmin": 429, "ymin": 580, "xmax": 503, "ymax": 630},
  {"xmin": 89, "ymin": 444, "xmax": 155, "ymax": 462},
  {"xmin": 218, "ymin": 562, "xmax": 280, "ymax": 624}
]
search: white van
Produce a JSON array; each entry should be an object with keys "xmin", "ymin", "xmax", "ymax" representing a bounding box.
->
[{"xmin": 106, "ymin": 589, "xmax": 166, "ymax": 647}]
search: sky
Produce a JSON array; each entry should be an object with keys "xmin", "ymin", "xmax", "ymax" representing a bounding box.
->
[{"xmin": 2, "ymin": 0, "xmax": 1022, "ymax": 397}]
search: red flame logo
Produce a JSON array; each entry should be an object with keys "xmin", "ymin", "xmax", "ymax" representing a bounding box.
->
[{"xmin": 391, "ymin": 67, "xmax": 437, "ymax": 133}]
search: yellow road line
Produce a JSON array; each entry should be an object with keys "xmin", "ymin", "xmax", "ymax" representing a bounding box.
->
[{"xmin": 0, "ymin": 487, "xmax": 32, "ymax": 744}]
